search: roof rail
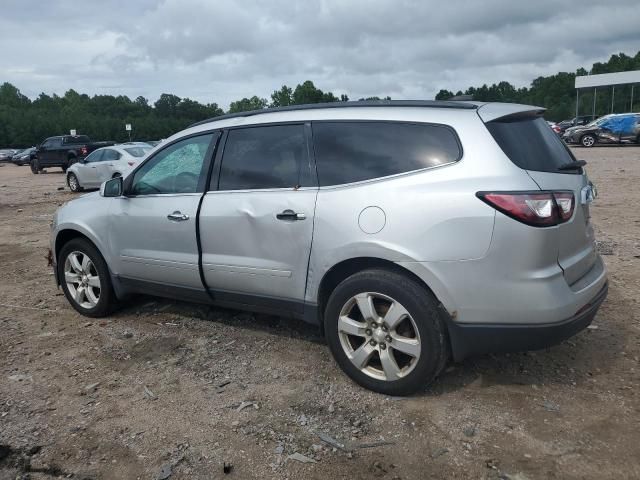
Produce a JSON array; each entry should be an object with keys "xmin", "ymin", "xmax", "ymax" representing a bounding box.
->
[{"xmin": 188, "ymin": 99, "xmax": 478, "ymax": 128}]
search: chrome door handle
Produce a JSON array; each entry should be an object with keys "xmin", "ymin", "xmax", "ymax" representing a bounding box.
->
[
  {"xmin": 167, "ymin": 211, "xmax": 189, "ymax": 221},
  {"xmin": 276, "ymin": 209, "xmax": 306, "ymax": 221}
]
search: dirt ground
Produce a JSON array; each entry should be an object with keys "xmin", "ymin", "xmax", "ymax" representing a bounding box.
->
[{"xmin": 0, "ymin": 146, "xmax": 639, "ymax": 480}]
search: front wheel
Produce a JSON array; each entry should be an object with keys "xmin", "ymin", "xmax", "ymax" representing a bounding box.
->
[
  {"xmin": 67, "ymin": 173, "xmax": 83, "ymax": 192},
  {"xmin": 58, "ymin": 238, "xmax": 116, "ymax": 317},
  {"xmin": 30, "ymin": 159, "xmax": 40, "ymax": 174},
  {"xmin": 324, "ymin": 269, "xmax": 448, "ymax": 395},
  {"xmin": 581, "ymin": 134, "xmax": 596, "ymax": 147}
]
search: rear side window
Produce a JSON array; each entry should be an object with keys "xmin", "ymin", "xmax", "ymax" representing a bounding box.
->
[
  {"xmin": 486, "ymin": 117, "xmax": 576, "ymax": 173},
  {"xmin": 124, "ymin": 147, "xmax": 150, "ymax": 157},
  {"xmin": 102, "ymin": 149, "xmax": 121, "ymax": 161},
  {"xmin": 312, "ymin": 121, "xmax": 461, "ymax": 186},
  {"xmin": 218, "ymin": 125, "xmax": 306, "ymax": 190},
  {"xmin": 63, "ymin": 135, "xmax": 90, "ymax": 145}
]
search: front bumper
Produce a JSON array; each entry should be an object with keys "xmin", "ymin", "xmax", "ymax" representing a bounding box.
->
[{"xmin": 446, "ymin": 282, "xmax": 608, "ymax": 361}]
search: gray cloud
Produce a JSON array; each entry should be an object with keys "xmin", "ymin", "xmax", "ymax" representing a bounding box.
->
[{"xmin": 1, "ymin": 0, "xmax": 639, "ymax": 108}]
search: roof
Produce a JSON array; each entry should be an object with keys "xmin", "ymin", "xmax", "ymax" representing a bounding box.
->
[{"xmin": 189, "ymin": 100, "xmax": 478, "ymax": 128}]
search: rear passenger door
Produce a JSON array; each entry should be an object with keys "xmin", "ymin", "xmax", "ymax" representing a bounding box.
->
[{"xmin": 199, "ymin": 124, "xmax": 317, "ymax": 311}]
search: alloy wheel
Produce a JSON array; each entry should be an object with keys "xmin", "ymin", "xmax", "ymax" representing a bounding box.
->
[
  {"xmin": 64, "ymin": 251, "xmax": 101, "ymax": 309},
  {"xmin": 337, "ymin": 292, "xmax": 421, "ymax": 381},
  {"xmin": 68, "ymin": 174, "xmax": 78, "ymax": 191},
  {"xmin": 582, "ymin": 135, "xmax": 595, "ymax": 147}
]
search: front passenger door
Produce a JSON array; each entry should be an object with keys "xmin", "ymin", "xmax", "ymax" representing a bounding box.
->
[{"xmin": 108, "ymin": 133, "xmax": 218, "ymax": 291}]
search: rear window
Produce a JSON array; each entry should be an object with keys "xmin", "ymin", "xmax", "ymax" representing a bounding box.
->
[
  {"xmin": 486, "ymin": 117, "xmax": 576, "ymax": 173},
  {"xmin": 124, "ymin": 147, "xmax": 150, "ymax": 157},
  {"xmin": 63, "ymin": 135, "xmax": 91, "ymax": 145},
  {"xmin": 313, "ymin": 121, "xmax": 462, "ymax": 186}
]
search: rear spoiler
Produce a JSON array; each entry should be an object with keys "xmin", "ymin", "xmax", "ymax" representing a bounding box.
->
[{"xmin": 477, "ymin": 103, "xmax": 545, "ymax": 123}]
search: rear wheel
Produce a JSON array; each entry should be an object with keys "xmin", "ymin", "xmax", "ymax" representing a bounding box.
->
[
  {"xmin": 580, "ymin": 134, "xmax": 596, "ymax": 147},
  {"xmin": 324, "ymin": 269, "xmax": 448, "ymax": 395},
  {"xmin": 67, "ymin": 173, "xmax": 82, "ymax": 192},
  {"xmin": 58, "ymin": 238, "xmax": 116, "ymax": 317},
  {"xmin": 30, "ymin": 159, "xmax": 41, "ymax": 174}
]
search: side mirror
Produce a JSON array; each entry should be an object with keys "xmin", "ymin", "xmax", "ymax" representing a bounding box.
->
[{"xmin": 100, "ymin": 176, "xmax": 123, "ymax": 197}]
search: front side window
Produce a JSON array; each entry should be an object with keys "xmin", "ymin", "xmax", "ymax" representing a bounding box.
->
[
  {"xmin": 131, "ymin": 134, "xmax": 214, "ymax": 195},
  {"xmin": 312, "ymin": 122, "xmax": 461, "ymax": 186},
  {"xmin": 218, "ymin": 125, "xmax": 306, "ymax": 191},
  {"xmin": 84, "ymin": 150, "xmax": 104, "ymax": 163}
]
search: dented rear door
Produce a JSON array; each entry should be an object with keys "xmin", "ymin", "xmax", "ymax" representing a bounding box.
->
[{"xmin": 199, "ymin": 124, "xmax": 317, "ymax": 306}]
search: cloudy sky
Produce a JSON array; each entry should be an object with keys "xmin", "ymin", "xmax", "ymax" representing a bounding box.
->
[{"xmin": 2, "ymin": 0, "xmax": 639, "ymax": 108}]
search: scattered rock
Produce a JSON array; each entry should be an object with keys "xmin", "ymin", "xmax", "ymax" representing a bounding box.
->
[
  {"xmin": 236, "ymin": 401, "xmax": 257, "ymax": 412},
  {"xmin": 223, "ymin": 462, "xmax": 233, "ymax": 474},
  {"xmin": 156, "ymin": 463, "xmax": 172, "ymax": 480},
  {"xmin": 274, "ymin": 445, "xmax": 284, "ymax": 455},
  {"xmin": 431, "ymin": 447, "xmax": 449, "ymax": 458},
  {"xmin": 144, "ymin": 386, "xmax": 158, "ymax": 400},
  {"xmin": 123, "ymin": 331, "xmax": 134, "ymax": 338},
  {"xmin": 463, "ymin": 425, "xmax": 476, "ymax": 437},
  {"xmin": 328, "ymin": 403, "xmax": 335, "ymax": 413},
  {"xmin": 315, "ymin": 431, "xmax": 346, "ymax": 451},
  {"xmin": 8, "ymin": 374, "xmax": 32, "ymax": 382},
  {"xmin": 541, "ymin": 399, "xmax": 560, "ymax": 412},
  {"xmin": 287, "ymin": 452, "xmax": 316, "ymax": 464},
  {"xmin": 84, "ymin": 382, "xmax": 100, "ymax": 392}
]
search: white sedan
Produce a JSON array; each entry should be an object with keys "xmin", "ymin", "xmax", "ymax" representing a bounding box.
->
[{"xmin": 66, "ymin": 144, "xmax": 152, "ymax": 192}]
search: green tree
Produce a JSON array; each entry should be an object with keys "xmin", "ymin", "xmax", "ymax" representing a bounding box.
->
[
  {"xmin": 228, "ymin": 96, "xmax": 268, "ymax": 113},
  {"xmin": 271, "ymin": 85, "xmax": 293, "ymax": 107}
]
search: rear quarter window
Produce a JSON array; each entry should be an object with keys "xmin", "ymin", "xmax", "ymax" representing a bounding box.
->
[
  {"xmin": 312, "ymin": 121, "xmax": 461, "ymax": 186},
  {"xmin": 486, "ymin": 117, "xmax": 576, "ymax": 173}
]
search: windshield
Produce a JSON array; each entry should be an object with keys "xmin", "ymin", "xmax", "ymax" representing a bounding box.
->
[{"xmin": 124, "ymin": 147, "xmax": 151, "ymax": 157}]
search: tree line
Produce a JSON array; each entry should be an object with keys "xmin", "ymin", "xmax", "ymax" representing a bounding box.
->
[
  {"xmin": 1, "ymin": 51, "xmax": 638, "ymax": 148},
  {"xmin": 436, "ymin": 51, "xmax": 640, "ymax": 121}
]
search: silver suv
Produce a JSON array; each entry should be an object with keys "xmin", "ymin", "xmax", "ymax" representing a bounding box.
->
[{"xmin": 50, "ymin": 101, "xmax": 608, "ymax": 395}]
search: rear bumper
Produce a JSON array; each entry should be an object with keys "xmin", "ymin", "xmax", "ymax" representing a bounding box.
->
[{"xmin": 446, "ymin": 282, "xmax": 608, "ymax": 361}]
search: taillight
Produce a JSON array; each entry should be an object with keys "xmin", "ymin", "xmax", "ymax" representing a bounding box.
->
[
  {"xmin": 477, "ymin": 191, "xmax": 575, "ymax": 227},
  {"xmin": 81, "ymin": 146, "xmax": 88, "ymax": 156}
]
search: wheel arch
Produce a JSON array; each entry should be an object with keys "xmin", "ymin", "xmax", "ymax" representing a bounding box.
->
[{"xmin": 314, "ymin": 256, "xmax": 455, "ymax": 334}]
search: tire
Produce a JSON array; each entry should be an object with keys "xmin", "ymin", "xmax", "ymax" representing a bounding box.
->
[
  {"xmin": 30, "ymin": 159, "xmax": 40, "ymax": 174},
  {"xmin": 65, "ymin": 156, "xmax": 77, "ymax": 172},
  {"xmin": 67, "ymin": 173, "xmax": 83, "ymax": 192},
  {"xmin": 57, "ymin": 238, "xmax": 116, "ymax": 317},
  {"xmin": 580, "ymin": 134, "xmax": 596, "ymax": 147},
  {"xmin": 324, "ymin": 269, "xmax": 448, "ymax": 395}
]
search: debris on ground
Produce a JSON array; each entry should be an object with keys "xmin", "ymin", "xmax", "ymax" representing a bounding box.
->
[
  {"xmin": 287, "ymin": 452, "xmax": 316, "ymax": 464},
  {"xmin": 144, "ymin": 386, "xmax": 158, "ymax": 400}
]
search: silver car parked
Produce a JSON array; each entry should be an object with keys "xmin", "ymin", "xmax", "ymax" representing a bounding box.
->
[
  {"xmin": 66, "ymin": 144, "xmax": 152, "ymax": 192},
  {"xmin": 50, "ymin": 101, "xmax": 607, "ymax": 395}
]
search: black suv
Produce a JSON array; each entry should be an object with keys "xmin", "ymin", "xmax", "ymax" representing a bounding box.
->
[{"xmin": 32, "ymin": 135, "xmax": 114, "ymax": 173}]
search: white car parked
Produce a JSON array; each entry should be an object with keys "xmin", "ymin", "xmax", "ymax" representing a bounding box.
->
[{"xmin": 66, "ymin": 144, "xmax": 152, "ymax": 192}]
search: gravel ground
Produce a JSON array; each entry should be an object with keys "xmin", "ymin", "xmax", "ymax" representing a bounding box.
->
[{"xmin": 0, "ymin": 146, "xmax": 639, "ymax": 480}]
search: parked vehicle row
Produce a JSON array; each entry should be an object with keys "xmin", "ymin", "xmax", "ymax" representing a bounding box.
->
[
  {"xmin": 66, "ymin": 143, "xmax": 153, "ymax": 192},
  {"xmin": 50, "ymin": 100, "xmax": 607, "ymax": 395},
  {"xmin": 563, "ymin": 113, "xmax": 640, "ymax": 147},
  {"xmin": 11, "ymin": 147, "xmax": 37, "ymax": 165},
  {"xmin": 30, "ymin": 135, "xmax": 115, "ymax": 174},
  {"xmin": 0, "ymin": 149, "xmax": 20, "ymax": 163}
]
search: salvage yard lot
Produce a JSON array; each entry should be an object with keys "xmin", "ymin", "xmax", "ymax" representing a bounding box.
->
[{"xmin": 0, "ymin": 146, "xmax": 639, "ymax": 479}]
